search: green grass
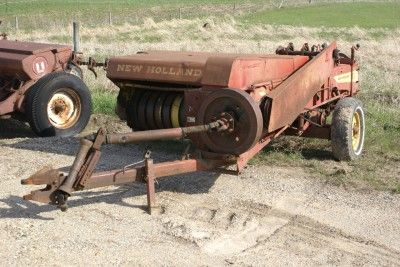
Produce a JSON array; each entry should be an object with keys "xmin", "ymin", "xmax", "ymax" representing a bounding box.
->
[
  {"xmin": 241, "ymin": 3, "xmax": 400, "ymax": 28},
  {"xmin": 250, "ymin": 101, "xmax": 400, "ymax": 192},
  {"xmin": 1, "ymin": 1, "xmax": 399, "ymax": 30},
  {"xmin": 91, "ymin": 88, "xmax": 117, "ymax": 115},
  {"xmin": 0, "ymin": 0, "xmax": 268, "ymax": 30},
  {"xmin": 1, "ymin": 0, "xmax": 260, "ymax": 13}
]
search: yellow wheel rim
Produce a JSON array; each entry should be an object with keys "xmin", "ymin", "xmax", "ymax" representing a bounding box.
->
[
  {"xmin": 352, "ymin": 111, "xmax": 361, "ymax": 151},
  {"xmin": 171, "ymin": 95, "xmax": 183, "ymax": 128}
]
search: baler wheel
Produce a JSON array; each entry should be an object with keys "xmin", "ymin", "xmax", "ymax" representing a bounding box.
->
[
  {"xmin": 331, "ymin": 97, "xmax": 365, "ymax": 161},
  {"xmin": 198, "ymin": 89, "xmax": 263, "ymax": 155},
  {"xmin": 25, "ymin": 72, "xmax": 91, "ymax": 137}
]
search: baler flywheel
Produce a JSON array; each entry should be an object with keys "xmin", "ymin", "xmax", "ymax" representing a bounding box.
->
[{"xmin": 198, "ymin": 89, "xmax": 263, "ymax": 155}]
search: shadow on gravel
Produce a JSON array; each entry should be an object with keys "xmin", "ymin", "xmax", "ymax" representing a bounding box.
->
[
  {"xmin": 0, "ymin": 118, "xmax": 35, "ymax": 139},
  {"xmin": 0, "ymin": 171, "xmax": 220, "ymax": 220},
  {"xmin": 3, "ymin": 131, "xmax": 186, "ymax": 158},
  {"xmin": 4, "ymin": 136, "xmax": 82, "ymax": 156},
  {"xmin": 300, "ymin": 148, "xmax": 334, "ymax": 161}
]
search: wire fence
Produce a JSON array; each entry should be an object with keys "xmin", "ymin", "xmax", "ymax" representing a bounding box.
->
[{"xmin": 0, "ymin": 0, "xmax": 398, "ymax": 31}]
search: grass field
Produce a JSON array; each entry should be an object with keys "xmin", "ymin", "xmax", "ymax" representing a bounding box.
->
[
  {"xmin": 0, "ymin": 0, "xmax": 269, "ymax": 29},
  {"xmin": 242, "ymin": 2, "xmax": 400, "ymax": 28},
  {"xmin": 2, "ymin": 1, "xmax": 400, "ymax": 192},
  {"xmin": 2, "ymin": 1, "xmax": 399, "ymax": 30}
]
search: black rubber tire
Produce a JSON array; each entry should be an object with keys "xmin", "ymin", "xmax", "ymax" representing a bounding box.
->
[
  {"xmin": 25, "ymin": 72, "xmax": 92, "ymax": 137},
  {"xmin": 331, "ymin": 97, "xmax": 365, "ymax": 161}
]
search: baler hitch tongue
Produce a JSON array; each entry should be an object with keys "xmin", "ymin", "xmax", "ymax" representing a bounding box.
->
[
  {"xmin": 21, "ymin": 119, "xmax": 231, "ymax": 211},
  {"xmin": 21, "ymin": 166, "xmax": 65, "ymax": 205}
]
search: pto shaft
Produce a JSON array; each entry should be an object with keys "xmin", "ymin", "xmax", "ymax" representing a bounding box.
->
[
  {"xmin": 105, "ymin": 121, "xmax": 222, "ymax": 144},
  {"xmin": 56, "ymin": 120, "xmax": 227, "ymax": 198}
]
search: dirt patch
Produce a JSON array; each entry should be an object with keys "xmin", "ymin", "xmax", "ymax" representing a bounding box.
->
[{"xmin": 81, "ymin": 114, "xmax": 131, "ymax": 135}]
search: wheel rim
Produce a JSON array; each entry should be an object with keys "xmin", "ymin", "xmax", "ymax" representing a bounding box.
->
[
  {"xmin": 47, "ymin": 89, "xmax": 81, "ymax": 129},
  {"xmin": 352, "ymin": 111, "xmax": 361, "ymax": 152}
]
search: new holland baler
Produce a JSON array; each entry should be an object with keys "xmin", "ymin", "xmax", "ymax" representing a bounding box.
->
[{"xmin": 21, "ymin": 42, "xmax": 365, "ymax": 213}]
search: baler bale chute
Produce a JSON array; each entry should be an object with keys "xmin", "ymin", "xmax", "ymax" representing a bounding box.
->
[
  {"xmin": 0, "ymin": 38, "xmax": 95, "ymax": 137},
  {"xmin": 21, "ymin": 41, "xmax": 365, "ymax": 213}
]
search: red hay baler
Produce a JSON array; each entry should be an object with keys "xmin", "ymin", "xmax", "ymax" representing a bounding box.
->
[{"xmin": 22, "ymin": 42, "xmax": 364, "ymax": 213}]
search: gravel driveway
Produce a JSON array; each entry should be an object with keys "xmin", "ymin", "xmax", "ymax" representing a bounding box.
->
[{"xmin": 0, "ymin": 118, "xmax": 399, "ymax": 266}]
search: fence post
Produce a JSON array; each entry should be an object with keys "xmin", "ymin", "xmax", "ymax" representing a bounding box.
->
[
  {"xmin": 278, "ymin": 0, "xmax": 285, "ymax": 9},
  {"xmin": 15, "ymin": 16, "xmax": 19, "ymax": 31},
  {"xmin": 108, "ymin": 12, "xmax": 112, "ymax": 25},
  {"xmin": 179, "ymin": 8, "xmax": 182, "ymax": 19},
  {"xmin": 73, "ymin": 22, "xmax": 80, "ymax": 53},
  {"xmin": 233, "ymin": 3, "xmax": 236, "ymax": 11}
]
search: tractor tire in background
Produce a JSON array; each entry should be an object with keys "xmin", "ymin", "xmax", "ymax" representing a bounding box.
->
[
  {"xmin": 25, "ymin": 72, "xmax": 92, "ymax": 137},
  {"xmin": 331, "ymin": 97, "xmax": 365, "ymax": 161}
]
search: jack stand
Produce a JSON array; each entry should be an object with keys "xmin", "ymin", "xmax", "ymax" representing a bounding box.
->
[{"xmin": 145, "ymin": 157, "xmax": 156, "ymax": 215}]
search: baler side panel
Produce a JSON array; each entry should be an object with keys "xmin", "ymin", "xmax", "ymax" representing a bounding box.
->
[
  {"xmin": 227, "ymin": 56, "xmax": 309, "ymax": 90},
  {"xmin": 201, "ymin": 56, "xmax": 236, "ymax": 87},
  {"xmin": 106, "ymin": 53, "xmax": 209, "ymax": 86},
  {"xmin": 267, "ymin": 42, "xmax": 337, "ymax": 132}
]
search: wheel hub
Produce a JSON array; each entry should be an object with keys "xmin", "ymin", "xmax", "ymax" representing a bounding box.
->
[{"xmin": 47, "ymin": 90, "xmax": 81, "ymax": 129}]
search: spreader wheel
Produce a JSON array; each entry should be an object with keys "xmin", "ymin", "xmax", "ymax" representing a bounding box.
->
[
  {"xmin": 331, "ymin": 97, "xmax": 365, "ymax": 161},
  {"xmin": 25, "ymin": 72, "xmax": 92, "ymax": 137},
  {"xmin": 198, "ymin": 89, "xmax": 263, "ymax": 155}
]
